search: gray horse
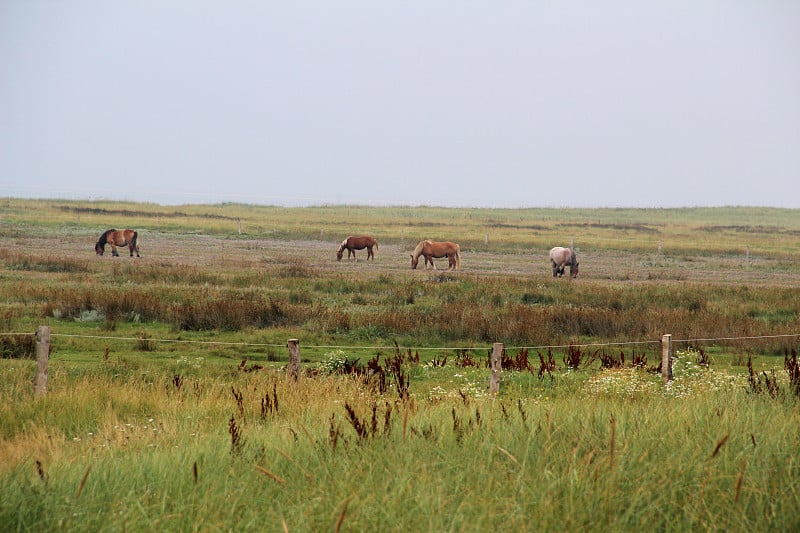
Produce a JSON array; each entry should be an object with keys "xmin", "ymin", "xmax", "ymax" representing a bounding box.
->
[{"xmin": 549, "ymin": 246, "xmax": 579, "ymax": 278}]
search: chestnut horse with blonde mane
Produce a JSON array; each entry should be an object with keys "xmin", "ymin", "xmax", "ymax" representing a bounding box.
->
[
  {"xmin": 95, "ymin": 229, "xmax": 140, "ymax": 257},
  {"xmin": 410, "ymin": 240, "xmax": 461, "ymax": 270},
  {"xmin": 337, "ymin": 235, "xmax": 379, "ymax": 261},
  {"xmin": 549, "ymin": 246, "xmax": 578, "ymax": 278}
]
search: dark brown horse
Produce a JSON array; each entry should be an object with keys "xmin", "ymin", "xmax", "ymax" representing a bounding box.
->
[
  {"xmin": 95, "ymin": 229, "xmax": 140, "ymax": 257},
  {"xmin": 410, "ymin": 240, "xmax": 461, "ymax": 270},
  {"xmin": 337, "ymin": 235, "xmax": 379, "ymax": 261},
  {"xmin": 549, "ymin": 246, "xmax": 578, "ymax": 278}
]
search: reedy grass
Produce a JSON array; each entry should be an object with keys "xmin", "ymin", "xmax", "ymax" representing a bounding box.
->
[
  {"xmin": 1, "ymin": 359, "xmax": 799, "ymax": 532},
  {"xmin": 2, "ymin": 255, "xmax": 799, "ymax": 358}
]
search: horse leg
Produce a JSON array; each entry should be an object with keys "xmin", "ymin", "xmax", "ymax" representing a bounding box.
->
[
  {"xmin": 367, "ymin": 246, "xmax": 373, "ymax": 260},
  {"xmin": 111, "ymin": 244, "xmax": 119, "ymax": 257},
  {"xmin": 551, "ymin": 261, "xmax": 558, "ymax": 277}
]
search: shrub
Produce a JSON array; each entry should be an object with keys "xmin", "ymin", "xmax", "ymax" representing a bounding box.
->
[
  {"xmin": 75, "ymin": 309, "xmax": 106, "ymax": 323},
  {"xmin": 0, "ymin": 334, "xmax": 35, "ymax": 359},
  {"xmin": 318, "ymin": 350, "xmax": 361, "ymax": 375}
]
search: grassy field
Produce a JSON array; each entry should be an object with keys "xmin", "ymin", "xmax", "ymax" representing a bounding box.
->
[{"xmin": 1, "ymin": 198, "xmax": 799, "ymax": 531}]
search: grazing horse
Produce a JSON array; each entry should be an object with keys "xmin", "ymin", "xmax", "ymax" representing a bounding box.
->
[
  {"xmin": 337, "ymin": 235, "xmax": 379, "ymax": 261},
  {"xmin": 410, "ymin": 240, "xmax": 461, "ymax": 270},
  {"xmin": 549, "ymin": 246, "xmax": 578, "ymax": 278},
  {"xmin": 95, "ymin": 229, "xmax": 140, "ymax": 257}
]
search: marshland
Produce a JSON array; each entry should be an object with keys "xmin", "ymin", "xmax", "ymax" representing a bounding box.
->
[{"xmin": 1, "ymin": 199, "xmax": 799, "ymax": 531}]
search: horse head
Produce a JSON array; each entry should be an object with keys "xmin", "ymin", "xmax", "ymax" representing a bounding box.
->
[
  {"xmin": 95, "ymin": 230, "xmax": 111, "ymax": 255},
  {"xmin": 336, "ymin": 239, "xmax": 348, "ymax": 261},
  {"xmin": 569, "ymin": 248, "xmax": 579, "ymax": 278},
  {"xmin": 410, "ymin": 240, "xmax": 429, "ymax": 269},
  {"xmin": 570, "ymin": 260, "xmax": 579, "ymax": 278}
]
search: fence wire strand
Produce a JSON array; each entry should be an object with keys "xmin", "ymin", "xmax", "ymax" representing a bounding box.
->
[{"xmin": 3, "ymin": 330, "xmax": 799, "ymax": 353}]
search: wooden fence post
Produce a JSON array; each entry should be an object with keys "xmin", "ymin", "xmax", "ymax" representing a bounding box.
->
[
  {"xmin": 661, "ymin": 334, "xmax": 673, "ymax": 383},
  {"xmin": 489, "ymin": 342, "xmax": 503, "ymax": 396},
  {"xmin": 237, "ymin": 218, "xmax": 242, "ymax": 235},
  {"xmin": 287, "ymin": 339, "xmax": 301, "ymax": 381},
  {"xmin": 35, "ymin": 326, "xmax": 50, "ymax": 396}
]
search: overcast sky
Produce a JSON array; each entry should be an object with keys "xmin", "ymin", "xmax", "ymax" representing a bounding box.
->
[{"xmin": 2, "ymin": 2, "xmax": 799, "ymax": 208}]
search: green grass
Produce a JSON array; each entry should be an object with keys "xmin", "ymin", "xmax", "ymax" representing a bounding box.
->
[{"xmin": 1, "ymin": 354, "xmax": 799, "ymax": 532}]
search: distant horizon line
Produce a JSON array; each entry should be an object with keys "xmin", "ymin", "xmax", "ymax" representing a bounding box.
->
[{"xmin": 2, "ymin": 194, "xmax": 798, "ymax": 211}]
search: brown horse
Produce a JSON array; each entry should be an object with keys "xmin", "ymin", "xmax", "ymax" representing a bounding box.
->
[
  {"xmin": 549, "ymin": 246, "xmax": 578, "ymax": 278},
  {"xmin": 410, "ymin": 240, "xmax": 461, "ymax": 270},
  {"xmin": 95, "ymin": 229, "xmax": 140, "ymax": 257},
  {"xmin": 337, "ymin": 235, "xmax": 379, "ymax": 261}
]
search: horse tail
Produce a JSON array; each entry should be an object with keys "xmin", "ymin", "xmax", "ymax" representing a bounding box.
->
[
  {"xmin": 374, "ymin": 241, "xmax": 379, "ymax": 254},
  {"xmin": 131, "ymin": 231, "xmax": 138, "ymax": 250},
  {"xmin": 454, "ymin": 246, "xmax": 461, "ymax": 269}
]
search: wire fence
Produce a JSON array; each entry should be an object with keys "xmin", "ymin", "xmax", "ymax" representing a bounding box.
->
[{"xmin": 3, "ymin": 330, "xmax": 800, "ymax": 354}]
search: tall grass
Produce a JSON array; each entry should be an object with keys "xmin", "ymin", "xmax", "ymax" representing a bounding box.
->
[
  {"xmin": 1, "ymin": 250, "xmax": 798, "ymax": 356},
  {"xmin": 1, "ymin": 357, "xmax": 798, "ymax": 531}
]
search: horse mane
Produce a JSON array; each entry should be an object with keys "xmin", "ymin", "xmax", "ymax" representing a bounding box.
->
[
  {"xmin": 97, "ymin": 229, "xmax": 115, "ymax": 247},
  {"xmin": 411, "ymin": 240, "xmax": 429, "ymax": 257}
]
